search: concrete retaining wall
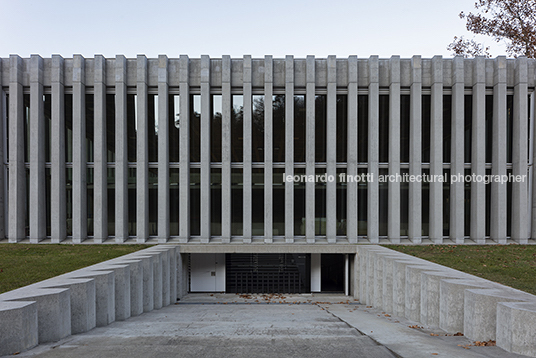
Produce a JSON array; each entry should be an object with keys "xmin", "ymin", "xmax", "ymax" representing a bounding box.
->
[
  {"xmin": 356, "ymin": 245, "xmax": 536, "ymax": 357},
  {"xmin": 0, "ymin": 245, "xmax": 184, "ymax": 356}
]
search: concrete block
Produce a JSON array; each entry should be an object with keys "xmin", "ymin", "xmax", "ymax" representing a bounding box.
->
[
  {"xmin": 464, "ymin": 288, "xmax": 534, "ymax": 341},
  {"xmin": 439, "ymin": 278, "xmax": 496, "ymax": 333},
  {"xmin": 497, "ymin": 301, "xmax": 536, "ymax": 357},
  {"xmin": 93, "ymin": 263, "xmax": 131, "ymax": 321},
  {"xmin": 2, "ymin": 287, "xmax": 71, "ymax": 343},
  {"xmin": 392, "ymin": 259, "xmax": 422, "ymax": 317},
  {"xmin": 0, "ymin": 300, "xmax": 38, "ymax": 356},
  {"xmin": 420, "ymin": 270, "xmax": 469, "ymax": 327},
  {"xmin": 107, "ymin": 258, "xmax": 144, "ymax": 317},
  {"xmin": 128, "ymin": 253, "xmax": 154, "ymax": 312},
  {"xmin": 39, "ymin": 277, "xmax": 96, "ymax": 334},
  {"xmin": 405, "ymin": 264, "xmax": 442, "ymax": 322},
  {"xmin": 66, "ymin": 269, "xmax": 115, "ymax": 327}
]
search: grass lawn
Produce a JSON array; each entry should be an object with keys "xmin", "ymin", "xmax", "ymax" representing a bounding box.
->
[
  {"xmin": 387, "ymin": 245, "xmax": 536, "ymax": 295},
  {"xmin": 0, "ymin": 244, "xmax": 150, "ymax": 294}
]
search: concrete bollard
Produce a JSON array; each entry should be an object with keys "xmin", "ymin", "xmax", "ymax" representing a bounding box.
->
[
  {"xmin": 464, "ymin": 288, "xmax": 533, "ymax": 341},
  {"xmin": 404, "ymin": 264, "xmax": 442, "ymax": 322},
  {"xmin": 39, "ymin": 277, "xmax": 96, "ymax": 334},
  {"xmin": 497, "ymin": 301, "xmax": 536, "ymax": 357},
  {"xmin": 92, "ymin": 263, "xmax": 131, "ymax": 321},
  {"xmin": 420, "ymin": 270, "xmax": 469, "ymax": 327},
  {"xmin": 391, "ymin": 259, "xmax": 422, "ymax": 317},
  {"xmin": 0, "ymin": 301, "xmax": 38, "ymax": 356},
  {"xmin": 2, "ymin": 287, "xmax": 71, "ymax": 343},
  {"xmin": 66, "ymin": 270, "xmax": 115, "ymax": 327},
  {"xmin": 439, "ymin": 278, "xmax": 496, "ymax": 333}
]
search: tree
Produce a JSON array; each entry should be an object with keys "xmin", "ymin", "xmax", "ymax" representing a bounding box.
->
[{"xmin": 447, "ymin": 0, "xmax": 536, "ymax": 58}]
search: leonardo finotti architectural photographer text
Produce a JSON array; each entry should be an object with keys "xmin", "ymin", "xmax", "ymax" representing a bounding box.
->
[{"xmin": 283, "ymin": 173, "xmax": 526, "ymax": 184}]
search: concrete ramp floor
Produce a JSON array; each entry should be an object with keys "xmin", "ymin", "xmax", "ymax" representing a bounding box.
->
[{"xmin": 8, "ymin": 294, "xmax": 529, "ymax": 358}]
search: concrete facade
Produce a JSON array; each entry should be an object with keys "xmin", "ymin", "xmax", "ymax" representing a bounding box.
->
[{"xmin": 0, "ymin": 55, "xmax": 535, "ymax": 244}]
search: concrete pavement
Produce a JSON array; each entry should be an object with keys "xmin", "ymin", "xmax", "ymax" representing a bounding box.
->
[{"xmin": 7, "ymin": 294, "xmax": 529, "ymax": 358}]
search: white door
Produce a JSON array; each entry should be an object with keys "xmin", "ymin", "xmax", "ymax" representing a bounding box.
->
[{"xmin": 190, "ymin": 253, "xmax": 226, "ymax": 292}]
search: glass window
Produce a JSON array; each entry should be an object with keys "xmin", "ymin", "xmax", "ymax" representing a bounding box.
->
[
  {"xmin": 294, "ymin": 95, "xmax": 306, "ymax": 162},
  {"xmin": 422, "ymin": 95, "xmax": 431, "ymax": 164},
  {"xmin": 148, "ymin": 94, "xmax": 158, "ymax": 163},
  {"xmin": 336, "ymin": 168, "xmax": 346, "ymax": 235},
  {"xmin": 273, "ymin": 95, "xmax": 285, "ymax": 162},
  {"xmin": 294, "ymin": 168, "xmax": 305, "ymax": 235},
  {"xmin": 464, "ymin": 95, "xmax": 472, "ymax": 164},
  {"xmin": 127, "ymin": 94, "xmax": 137, "ymax": 162},
  {"xmin": 107, "ymin": 168, "xmax": 115, "ymax": 236},
  {"xmin": 149, "ymin": 168, "xmax": 158, "ymax": 236},
  {"xmin": 169, "ymin": 168, "xmax": 180, "ymax": 236},
  {"xmin": 128, "ymin": 168, "xmax": 136, "ymax": 236},
  {"xmin": 231, "ymin": 95, "xmax": 243, "ymax": 162},
  {"xmin": 211, "ymin": 95, "xmax": 222, "ymax": 162},
  {"xmin": 315, "ymin": 95, "xmax": 327, "ymax": 162},
  {"xmin": 336, "ymin": 95, "xmax": 347, "ymax": 163},
  {"xmin": 169, "ymin": 95, "xmax": 180, "ymax": 163},
  {"xmin": 358, "ymin": 95, "xmax": 368, "ymax": 163},
  {"xmin": 252, "ymin": 95, "xmax": 264, "ymax": 162},
  {"xmin": 106, "ymin": 94, "xmax": 115, "ymax": 162},
  {"xmin": 442, "ymin": 95, "xmax": 452, "ymax": 163},
  {"xmin": 379, "ymin": 95, "xmax": 389, "ymax": 163},
  {"xmin": 190, "ymin": 168, "xmax": 200, "ymax": 236},
  {"xmin": 252, "ymin": 168, "xmax": 264, "ymax": 235},
  {"xmin": 400, "ymin": 95, "xmax": 410, "ymax": 163},
  {"xmin": 211, "ymin": 168, "xmax": 222, "ymax": 236},
  {"xmin": 231, "ymin": 168, "xmax": 243, "ymax": 236},
  {"xmin": 190, "ymin": 95, "xmax": 201, "ymax": 162},
  {"xmin": 65, "ymin": 94, "xmax": 73, "ymax": 162},
  {"xmin": 315, "ymin": 168, "xmax": 326, "ymax": 235},
  {"xmin": 86, "ymin": 94, "xmax": 94, "ymax": 162},
  {"xmin": 273, "ymin": 168, "xmax": 285, "ymax": 235},
  {"xmin": 87, "ymin": 167, "xmax": 94, "ymax": 236}
]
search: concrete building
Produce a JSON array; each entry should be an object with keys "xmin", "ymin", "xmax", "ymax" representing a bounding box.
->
[{"xmin": 0, "ymin": 54, "xmax": 535, "ymax": 294}]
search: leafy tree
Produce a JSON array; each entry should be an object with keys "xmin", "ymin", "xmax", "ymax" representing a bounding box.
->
[{"xmin": 448, "ymin": 0, "xmax": 536, "ymax": 58}]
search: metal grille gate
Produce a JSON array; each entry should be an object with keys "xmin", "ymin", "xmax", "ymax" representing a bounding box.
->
[{"xmin": 226, "ymin": 253, "xmax": 310, "ymax": 293}]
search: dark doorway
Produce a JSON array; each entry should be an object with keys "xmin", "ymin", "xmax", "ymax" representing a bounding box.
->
[
  {"xmin": 226, "ymin": 253, "xmax": 311, "ymax": 293},
  {"xmin": 321, "ymin": 254, "xmax": 344, "ymax": 292}
]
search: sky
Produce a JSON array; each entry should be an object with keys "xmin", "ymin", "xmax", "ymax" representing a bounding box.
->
[{"xmin": 0, "ymin": 0, "xmax": 509, "ymax": 59}]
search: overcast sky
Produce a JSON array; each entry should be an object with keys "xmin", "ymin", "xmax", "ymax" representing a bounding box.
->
[{"xmin": 0, "ymin": 0, "xmax": 508, "ymax": 59}]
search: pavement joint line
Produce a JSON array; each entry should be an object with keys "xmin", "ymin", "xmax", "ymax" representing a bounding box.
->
[{"xmin": 319, "ymin": 303, "xmax": 404, "ymax": 358}]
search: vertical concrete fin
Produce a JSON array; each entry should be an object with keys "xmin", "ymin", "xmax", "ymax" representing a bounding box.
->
[
  {"xmin": 471, "ymin": 56, "xmax": 486, "ymax": 243},
  {"xmin": 285, "ymin": 55, "xmax": 295, "ymax": 242},
  {"xmin": 179, "ymin": 55, "xmax": 190, "ymax": 241},
  {"xmin": 29, "ymin": 55, "xmax": 45, "ymax": 242},
  {"xmin": 158, "ymin": 55, "xmax": 170, "ymax": 242},
  {"xmin": 264, "ymin": 55, "xmax": 273, "ymax": 242},
  {"xmin": 221, "ymin": 55, "xmax": 232, "ymax": 242},
  {"xmin": 430, "ymin": 55, "xmax": 443, "ymax": 243},
  {"xmin": 450, "ymin": 56, "xmax": 465, "ymax": 243},
  {"xmin": 93, "ymin": 55, "xmax": 107, "ymax": 242},
  {"xmin": 243, "ymin": 55, "xmax": 252, "ymax": 242},
  {"xmin": 136, "ymin": 55, "xmax": 149, "ymax": 242},
  {"xmin": 408, "ymin": 55, "xmax": 422, "ymax": 243},
  {"xmin": 368, "ymin": 55, "xmax": 379, "ymax": 243},
  {"xmin": 491, "ymin": 56, "xmax": 507, "ymax": 243},
  {"xmin": 347, "ymin": 55, "xmax": 358, "ymax": 243},
  {"xmin": 305, "ymin": 55, "xmax": 315, "ymax": 242},
  {"xmin": 388, "ymin": 56, "xmax": 401, "ymax": 243},
  {"xmin": 115, "ymin": 54, "xmax": 128, "ymax": 242},
  {"xmin": 326, "ymin": 55, "xmax": 337, "ymax": 242},
  {"xmin": 8, "ymin": 55, "xmax": 25, "ymax": 241},
  {"xmin": 200, "ymin": 55, "xmax": 211, "ymax": 242},
  {"xmin": 72, "ymin": 54, "xmax": 87, "ymax": 243},
  {"xmin": 512, "ymin": 57, "xmax": 529, "ymax": 243}
]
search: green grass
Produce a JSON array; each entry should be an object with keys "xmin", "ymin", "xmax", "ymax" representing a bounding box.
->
[
  {"xmin": 0, "ymin": 244, "xmax": 150, "ymax": 294},
  {"xmin": 387, "ymin": 245, "xmax": 536, "ymax": 295}
]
